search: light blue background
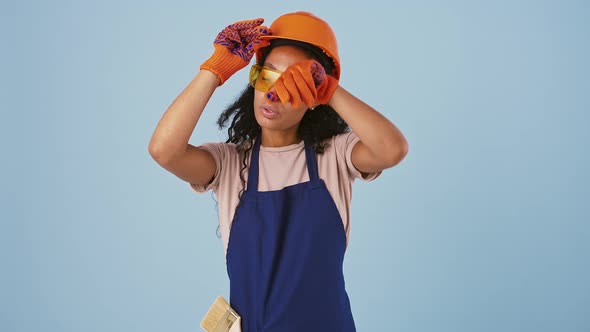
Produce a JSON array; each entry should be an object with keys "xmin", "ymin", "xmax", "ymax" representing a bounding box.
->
[{"xmin": 2, "ymin": 0, "xmax": 588, "ymax": 331}]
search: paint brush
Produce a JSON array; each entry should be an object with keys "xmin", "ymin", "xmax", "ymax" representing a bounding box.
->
[{"xmin": 200, "ymin": 296, "xmax": 241, "ymax": 332}]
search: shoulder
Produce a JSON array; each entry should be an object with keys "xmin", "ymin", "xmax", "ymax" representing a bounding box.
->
[
  {"xmin": 323, "ymin": 131, "xmax": 359, "ymax": 157},
  {"xmin": 314, "ymin": 131, "xmax": 357, "ymax": 168},
  {"xmin": 322, "ymin": 131, "xmax": 381, "ymax": 181},
  {"xmin": 189, "ymin": 142, "xmax": 244, "ymax": 193},
  {"xmin": 197, "ymin": 141, "xmax": 241, "ymax": 159}
]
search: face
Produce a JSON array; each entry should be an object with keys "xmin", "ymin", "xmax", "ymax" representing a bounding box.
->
[{"xmin": 253, "ymin": 45, "xmax": 312, "ymax": 133}]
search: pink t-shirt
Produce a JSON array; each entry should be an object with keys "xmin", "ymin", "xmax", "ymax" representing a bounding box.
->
[{"xmin": 189, "ymin": 131, "xmax": 381, "ymax": 257}]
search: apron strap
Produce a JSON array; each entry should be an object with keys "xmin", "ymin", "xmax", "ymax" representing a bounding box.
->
[
  {"xmin": 246, "ymin": 135, "xmax": 261, "ymax": 193},
  {"xmin": 304, "ymin": 140, "xmax": 322, "ymax": 189}
]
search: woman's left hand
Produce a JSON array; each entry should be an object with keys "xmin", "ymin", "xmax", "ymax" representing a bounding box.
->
[{"xmin": 265, "ymin": 59, "xmax": 339, "ymax": 109}]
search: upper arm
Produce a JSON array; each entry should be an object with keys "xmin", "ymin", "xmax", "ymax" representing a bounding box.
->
[
  {"xmin": 153, "ymin": 144, "xmax": 217, "ymax": 187},
  {"xmin": 351, "ymin": 140, "xmax": 404, "ymax": 175}
]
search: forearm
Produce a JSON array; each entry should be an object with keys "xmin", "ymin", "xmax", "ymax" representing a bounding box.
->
[
  {"xmin": 148, "ymin": 70, "xmax": 219, "ymax": 163},
  {"xmin": 328, "ymin": 86, "xmax": 408, "ymax": 162}
]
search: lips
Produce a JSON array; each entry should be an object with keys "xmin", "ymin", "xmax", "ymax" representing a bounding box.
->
[{"xmin": 260, "ymin": 105, "xmax": 280, "ymax": 119}]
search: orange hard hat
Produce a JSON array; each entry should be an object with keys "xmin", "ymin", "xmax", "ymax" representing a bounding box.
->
[{"xmin": 257, "ymin": 11, "xmax": 340, "ymax": 79}]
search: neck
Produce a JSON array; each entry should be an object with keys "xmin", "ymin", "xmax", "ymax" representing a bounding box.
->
[{"xmin": 260, "ymin": 128, "xmax": 301, "ymax": 147}]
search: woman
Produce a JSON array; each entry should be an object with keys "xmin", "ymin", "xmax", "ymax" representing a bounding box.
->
[{"xmin": 149, "ymin": 11, "xmax": 409, "ymax": 332}]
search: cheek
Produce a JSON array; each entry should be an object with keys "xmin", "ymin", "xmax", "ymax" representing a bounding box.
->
[
  {"xmin": 284, "ymin": 103, "xmax": 309, "ymax": 116},
  {"xmin": 253, "ymin": 90, "xmax": 265, "ymax": 107},
  {"xmin": 284, "ymin": 106, "xmax": 308, "ymax": 123}
]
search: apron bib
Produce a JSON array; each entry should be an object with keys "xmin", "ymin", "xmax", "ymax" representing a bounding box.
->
[{"xmin": 226, "ymin": 135, "xmax": 356, "ymax": 332}]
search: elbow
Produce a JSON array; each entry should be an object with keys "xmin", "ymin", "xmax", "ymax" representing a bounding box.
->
[
  {"xmin": 148, "ymin": 140, "xmax": 174, "ymax": 165},
  {"xmin": 400, "ymin": 141, "xmax": 409, "ymax": 160},
  {"xmin": 148, "ymin": 142, "xmax": 164, "ymax": 164},
  {"xmin": 383, "ymin": 141, "xmax": 409, "ymax": 168}
]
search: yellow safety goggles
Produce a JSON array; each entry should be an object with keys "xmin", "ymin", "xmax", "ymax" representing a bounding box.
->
[{"xmin": 249, "ymin": 64, "xmax": 283, "ymax": 93}]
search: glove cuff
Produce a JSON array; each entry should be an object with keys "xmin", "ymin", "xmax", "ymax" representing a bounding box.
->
[
  {"xmin": 200, "ymin": 45, "xmax": 249, "ymax": 86},
  {"xmin": 316, "ymin": 76, "xmax": 339, "ymax": 105}
]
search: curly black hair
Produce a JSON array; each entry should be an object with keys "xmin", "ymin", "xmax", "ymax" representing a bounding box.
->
[{"xmin": 213, "ymin": 39, "xmax": 350, "ymax": 238}]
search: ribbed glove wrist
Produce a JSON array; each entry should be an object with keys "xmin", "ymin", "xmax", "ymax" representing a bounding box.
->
[{"xmin": 200, "ymin": 45, "xmax": 249, "ymax": 85}]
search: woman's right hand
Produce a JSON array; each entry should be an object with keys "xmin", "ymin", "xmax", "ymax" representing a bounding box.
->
[{"xmin": 200, "ymin": 18, "xmax": 271, "ymax": 85}]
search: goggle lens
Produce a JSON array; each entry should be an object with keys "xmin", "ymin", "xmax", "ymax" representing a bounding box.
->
[{"xmin": 249, "ymin": 64, "xmax": 282, "ymax": 93}]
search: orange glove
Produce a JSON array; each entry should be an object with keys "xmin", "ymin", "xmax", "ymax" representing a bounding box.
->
[
  {"xmin": 200, "ymin": 18, "xmax": 271, "ymax": 85},
  {"xmin": 265, "ymin": 59, "xmax": 339, "ymax": 109}
]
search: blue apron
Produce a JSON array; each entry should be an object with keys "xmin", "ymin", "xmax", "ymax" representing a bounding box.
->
[{"xmin": 226, "ymin": 135, "xmax": 356, "ymax": 331}]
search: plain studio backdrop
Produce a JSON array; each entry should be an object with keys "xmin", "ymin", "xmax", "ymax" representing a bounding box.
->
[{"xmin": 1, "ymin": 0, "xmax": 588, "ymax": 331}]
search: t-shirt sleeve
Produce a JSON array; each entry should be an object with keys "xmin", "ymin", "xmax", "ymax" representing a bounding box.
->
[
  {"xmin": 188, "ymin": 142, "xmax": 225, "ymax": 193},
  {"xmin": 336, "ymin": 131, "xmax": 382, "ymax": 182}
]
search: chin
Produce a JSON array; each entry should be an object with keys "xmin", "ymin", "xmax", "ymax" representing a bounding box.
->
[{"xmin": 255, "ymin": 113, "xmax": 284, "ymax": 130}]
